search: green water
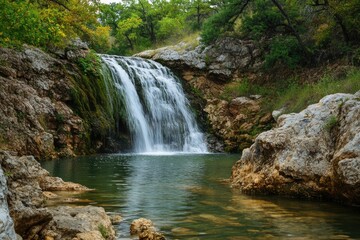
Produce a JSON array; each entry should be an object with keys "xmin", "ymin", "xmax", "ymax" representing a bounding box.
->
[{"xmin": 42, "ymin": 154, "xmax": 360, "ymax": 240}]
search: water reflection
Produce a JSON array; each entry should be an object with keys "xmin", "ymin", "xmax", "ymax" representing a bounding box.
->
[{"xmin": 42, "ymin": 154, "xmax": 360, "ymax": 240}]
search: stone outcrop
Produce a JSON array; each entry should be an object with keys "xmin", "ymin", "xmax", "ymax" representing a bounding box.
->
[
  {"xmin": 130, "ymin": 218, "xmax": 165, "ymax": 240},
  {"xmin": 0, "ymin": 151, "xmax": 115, "ymax": 239},
  {"xmin": 231, "ymin": 92, "xmax": 360, "ymax": 205},
  {"xmin": 0, "ymin": 166, "xmax": 17, "ymax": 240},
  {"xmin": 135, "ymin": 37, "xmax": 262, "ymax": 82},
  {"xmin": 41, "ymin": 206, "xmax": 115, "ymax": 240},
  {"xmin": 0, "ymin": 46, "xmax": 88, "ymax": 159},
  {"xmin": 0, "ymin": 43, "xmax": 126, "ymax": 160},
  {"xmin": 205, "ymin": 96, "xmax": 273, "ymax": 152}
]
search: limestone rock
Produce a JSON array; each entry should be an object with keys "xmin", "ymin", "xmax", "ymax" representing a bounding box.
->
[
  {"xmin": 0, "ymin": 46, "xmax": 88, "ymax": 159},
  {"xmin": 41, "ymin": 206, "xmax": 115, "ymax": 240},
  {"xmin": 135, "ymin": 37, "xmax": 262, "ymax": 81},
  {"xmin": 231, "ymin": 92, "xmax": 360, "ymax": 205},
  {"xmin": 0, "ymin": 166, "xmax": 17, "ymax": 240},
  {"xmin": 204, "ymin": 97, "xmax": 273, "ymax": 152},
  {"xmin": 130, "ymin": 218, "xmax": 165, "ymax": 240},
  {"xmin": 0, "ymin": 151, "xmax": 92, "ymax": 238}
]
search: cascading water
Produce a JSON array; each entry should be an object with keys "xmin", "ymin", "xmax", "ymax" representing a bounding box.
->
[{"xmin": 101, "ymin": 55, "xmax": 208, "ymax": 153}]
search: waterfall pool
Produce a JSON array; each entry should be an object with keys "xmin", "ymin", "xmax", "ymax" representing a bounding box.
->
[{"xmin": 42, "ymin": 154, "xmax": 360, "ymax": 239}]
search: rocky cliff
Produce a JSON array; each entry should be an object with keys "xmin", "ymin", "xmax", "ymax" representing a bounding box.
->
[
  {"xmin": 0, "ymin": 44, "xmax": 125, "ymax": 160},
  {"xmin": 231, "ymin": 92, "xmax": 360, "ymax": 205},
  {"xmin": 136, "ymin": 37, "xmax": 273, "ymax": 151}
]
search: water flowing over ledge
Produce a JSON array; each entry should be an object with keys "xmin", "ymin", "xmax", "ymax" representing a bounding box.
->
[{"xmin": 100, "ymin": 55, "xmax": 208, "ymax": 154}]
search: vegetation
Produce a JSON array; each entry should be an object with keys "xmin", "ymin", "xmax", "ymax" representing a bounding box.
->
[
  {"xmin": 222, "ymin": 68, "xmax": 360, "ymax": 114},
  {"xmin": 202, "ymin": 0, "xmax": 360, "ymax": 68},
  {"xmin": 324, "ymin": 115, "xmax": 338, "ymax": 132},
  {"xmin": 0, "ymin": 0, "xmax": 110, "ymax": 51}
]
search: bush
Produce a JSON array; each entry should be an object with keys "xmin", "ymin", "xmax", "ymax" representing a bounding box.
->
[{"xmin": 265, "ymin": 35, "xmax": 303, "ymax": 69}]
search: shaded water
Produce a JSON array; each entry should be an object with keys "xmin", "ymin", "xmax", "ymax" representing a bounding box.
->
[{"xmin": 42, "ymin": 154, "xmax": 360, "ymax": 239}]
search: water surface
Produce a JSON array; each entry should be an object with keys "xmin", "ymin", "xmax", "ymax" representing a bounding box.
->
[{"xmin": 42, "ymin": 154, "xmax": 360, "ymax": 239}]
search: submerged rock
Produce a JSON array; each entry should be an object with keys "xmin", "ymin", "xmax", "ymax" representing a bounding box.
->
[
  {"xmin": 130, "ymin": 218, "xmax": 165, "ymax": 240},
  {"xmin": 231, "ymin": 91, "xmax": 360, "ymax": 205}
]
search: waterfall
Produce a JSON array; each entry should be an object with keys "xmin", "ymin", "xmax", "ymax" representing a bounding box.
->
[{"xmin": 101, "ymin": 55, "xmax": 208, "ymax": 153}]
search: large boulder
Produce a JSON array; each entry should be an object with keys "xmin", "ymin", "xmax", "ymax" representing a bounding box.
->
[
  {"xmin": 40, "ymin": 206, "xmax": 115, "ymax": 240},
  {"xmin": 0, "ymin": 151, "xmax": 104, "ymax": 240},
  {"xmin": 231, "ymin": 91, "xmax": 360, "ymax": 205}
]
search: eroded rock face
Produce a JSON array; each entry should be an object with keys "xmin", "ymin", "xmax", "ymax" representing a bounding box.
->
[
  {"xmin": 0, "ymin": 46, "xmax": 88, "ymax": 159},
  {"xmin": 135, "ymin": 37, "xmax": 262, "ymax": 82},
  {"xmin": 231, "ymin": 92, "xmax": 360, "ymax": 205},
  {"xmin": 205, "ymin": 96, "xmax": 273, "ymax": 152},
  {"xmin": 0, "ymin": 166, "xmax": 17, "ymax": 240}
]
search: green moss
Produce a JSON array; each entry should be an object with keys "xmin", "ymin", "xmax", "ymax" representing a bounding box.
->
[{"xmin": 98, "ymin": 224, "xmax": 109, "ymax": 239}]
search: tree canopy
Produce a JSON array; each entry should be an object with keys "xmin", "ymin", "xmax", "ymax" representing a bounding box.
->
[{"xmin": 201, "ymin": 0, "xmax": 360, "ymax": 67}]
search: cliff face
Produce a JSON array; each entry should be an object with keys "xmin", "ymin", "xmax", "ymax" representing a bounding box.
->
[
  {"xmin": 0, "ymin": 44, "xmax": 123, "ymax": 160},
  {"xmin": 136, "ymin": 37, "xmax": 273, "ymax": 152},
  {"xmin": 0, "ymin": 165, "xmax": 17, "ymax": 240},
  {"xmin": 230, "ymin": 92, "xmax": 360, "ymax": 205}
]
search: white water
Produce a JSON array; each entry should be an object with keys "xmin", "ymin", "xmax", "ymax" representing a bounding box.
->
[{"xmin": 101, "ymin": 55, "xmax": 208, "ymax": 153}]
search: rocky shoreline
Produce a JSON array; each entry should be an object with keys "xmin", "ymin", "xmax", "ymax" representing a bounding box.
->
[
  {"xmin": 0, "ymin": 151, "xmax": 116, "ymax": 240},
  {"xmin": 230, "ymin": 92, "xmax": 360, "ymax": 206}
]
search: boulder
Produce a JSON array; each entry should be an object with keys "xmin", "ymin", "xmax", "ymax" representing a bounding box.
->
[
  {"xmin": 130, "ymin": 218, "xmax": 165, "ymax": 240},
  {"xmin": 231, "ymin": 91, "xmax": 360, "ymax": 205},
  {"xmin": 40, "ymin": 206, "xmax": 115, "ymax": 240},
  {"xmin": 0, "ymin": 151, "xmax": 94, "ymax": 238}
]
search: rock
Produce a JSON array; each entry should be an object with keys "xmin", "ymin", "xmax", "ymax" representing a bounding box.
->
[
  {"xmin": 130, "ymin": 218, "xmax": 165, "ymax": 240},
  {"xmin": 39, "ymin": 176, "xmax": 91, "ymax": 191},
  {"xmin": 272, "ymin": 107, "xmax": 286, "ymax": 121},
  {"xmin": 0, "ymin": 166, "xmax": 17, "ymax": 240},
  {"xmin": 0, "ymin": 46, "xmax": 88, "ymax": 159},
  {"xmin": 0, "ymin": 151, "xmax": 94, "ymax": 238},
  {"xmin": 231, "ymin": 92, "xmax": 360, "ymax": 205},
  {"xmin": 136, "ymin": 37, "xmax": 262, "ymax": 80},
  {"xmin": 40, "ymin": 206, "xmax": 115, "ymax": 240},
  {"xmin": 204, "ymin": 97, "xmax": 273, "ymax": 152},
  {"xmin": 65, "ymin": 38, "xmax": 90, "ymax": 60},
  {"xmin": 109, "ymin": 215, "xmax": 122, "ymax": 225}
]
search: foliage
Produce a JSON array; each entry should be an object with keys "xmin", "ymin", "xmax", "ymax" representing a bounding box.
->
[
  {"xmin": 0, "ymin": 0, "xmax": 110, "ymax": 51},
  {"xmin": 265, "ymin": 35, "xmax": 303, "ymax": 68},
  {"xmin": 77, "ymin": 51, "xmax": 101, "ymax": 76},
  {"xmin": 222, "ymin": 68, "xmax": 360, "ymax": 114},
  {"xmin": 201, "ymin": 0, "xmax": 360, "ymax": 68}
]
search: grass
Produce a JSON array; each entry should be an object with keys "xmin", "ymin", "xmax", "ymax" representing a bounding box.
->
[
  {"xmin": 221, "ymin": 68, "xmax": 360, "ymax": 114},
  {"xmin": 98, "ymin": 224, "xmax": 109, "ymax": 239},
  {"xmin": 324, "ymin": 115, "xmax": 338, "ymax": 132}
]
